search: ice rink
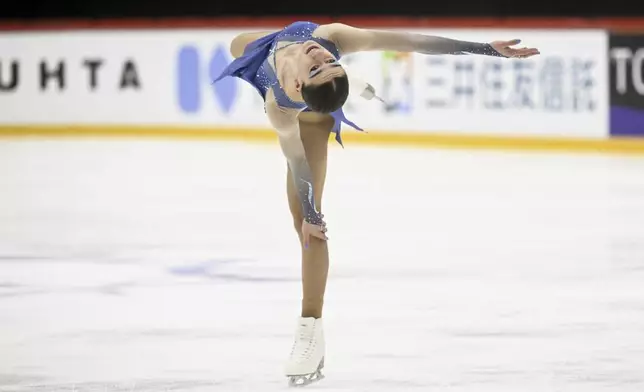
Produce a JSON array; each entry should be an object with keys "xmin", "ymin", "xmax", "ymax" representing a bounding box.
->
[{"xmin": 1, "ymin": 138, "xmax": 644, "ymax": 392}]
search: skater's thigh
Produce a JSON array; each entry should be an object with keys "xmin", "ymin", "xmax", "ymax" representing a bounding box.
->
[{"xmin": 286, "ymin": 114, "xmax": 333, "ymax": 225}]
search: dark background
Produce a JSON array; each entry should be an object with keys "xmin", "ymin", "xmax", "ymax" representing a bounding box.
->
[
  {"xmin": 609, "ymin": 35, "xmax": 644, "ymax": 110},
  {"xmin": 1, "ymin": 0, "xmax": 642, "ymax": 19}
]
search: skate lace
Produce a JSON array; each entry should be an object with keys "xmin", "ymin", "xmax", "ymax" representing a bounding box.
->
[{"xmin": 289, "ymin": 323, "xmax": 316, "ymax": 361}]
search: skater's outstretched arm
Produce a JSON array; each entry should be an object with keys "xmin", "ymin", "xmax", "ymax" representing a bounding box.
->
[
  {"xmin": 266, "ymin": 103, "xmax": 327, "ymax": 247},
  {"xmin": 318, "ymin": 23, "xmax": 540, "ymax": 58},
  {"xmin": 230, "ymin": 31, "xmax": 278, "ymax": 58}
]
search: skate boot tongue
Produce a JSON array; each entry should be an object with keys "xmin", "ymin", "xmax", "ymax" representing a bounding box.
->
[
  {"xmin": 297, "ymin": 318, "xmax": 317, "ymax": 339},
  {"xmin": 299, "ymin": 317, "xmax": 316, "ymax": 327}
]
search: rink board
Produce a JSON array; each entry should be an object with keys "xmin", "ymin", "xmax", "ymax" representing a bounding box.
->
[
  {"xmin": 1, "ymin": 26, "xmax": 641, "ymax": 153},
  {"xmin": 3, "ymin": 126, "xmax": 644, "ymax": 155}
]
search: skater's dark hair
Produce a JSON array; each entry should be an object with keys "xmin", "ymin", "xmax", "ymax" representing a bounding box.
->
[{"xmin": 301, "ymin": 75, "xmax": 349, "ymax": 114}]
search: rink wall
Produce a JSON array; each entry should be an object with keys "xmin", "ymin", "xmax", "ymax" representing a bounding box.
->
[{"xmin": 1, "ymin": 17, "xmax": 644, "ymax": 154}]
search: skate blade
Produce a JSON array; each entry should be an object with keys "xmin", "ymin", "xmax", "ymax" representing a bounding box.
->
[
  {"xmin": 287, "ymin": 371, "xmax": 324, "ymax": 387},
  {"xmin": 287, "ymin": 358, "xmax": 325, "ymax": 387}
]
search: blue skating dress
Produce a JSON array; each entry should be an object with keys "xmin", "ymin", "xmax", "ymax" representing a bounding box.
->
[{"xmin": 213, "ymin": 21, "xmax": 363, "ymax": 146}]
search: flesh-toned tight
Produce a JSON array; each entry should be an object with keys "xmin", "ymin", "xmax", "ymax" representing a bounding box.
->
[{"xmin": 286, "ymin": 113, "xmax": 334, "ymax": 319}]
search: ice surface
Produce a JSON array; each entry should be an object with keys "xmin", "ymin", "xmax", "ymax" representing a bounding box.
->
[{"xmin": 1, "ymin": 139, "xmax": 644, "ymax": 391}]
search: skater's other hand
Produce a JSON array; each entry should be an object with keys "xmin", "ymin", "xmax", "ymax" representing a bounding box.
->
[
  {"xmin": 490, "ymin": 39, "xmax": 540, "ymax": 58},
  {"xmin": 302, "ymin": 218, "xmax": 328, "ymax": 249}
]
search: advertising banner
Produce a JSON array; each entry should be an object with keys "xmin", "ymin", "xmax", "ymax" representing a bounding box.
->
[
  {"xmin": 609, "ymin": 34, "xmax": 644, "ymax": 137},
  {"xmin": 0, "ymin": 28, "xmax": 608, "ymax": 138},
  {"xmin": 342, "ymin": 29, "xmax": 608, "ymax": 138},
  {"xmin": 0, "ymin": 30, "xmax": 270, "ymax": 127}
]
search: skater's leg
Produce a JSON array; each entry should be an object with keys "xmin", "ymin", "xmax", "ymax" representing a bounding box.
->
[
  {"xmin": 286, "ymin": 114, "xmax": 332, "ymax": 319},
  {"xmin": 284, "ymin": 114, "xmax": 332, "ymax": 385}
]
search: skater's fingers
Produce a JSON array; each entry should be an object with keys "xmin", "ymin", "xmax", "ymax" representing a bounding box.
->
[
  {"xmin": 511, "ymin": 49, "xmax": 540, "ymax": 58},
  {"xmin": 515, "ymin": 47, "xmax": 539, "ymax": 55},
  {"xmin": 310, "ymin": 229, "xmax": 328, "ymax": 241},
  {"xmin": 506, "ymin": 47, "xmax": 539, "ymax": 57}
]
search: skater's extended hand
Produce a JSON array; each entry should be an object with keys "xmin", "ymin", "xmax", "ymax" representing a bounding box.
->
[
  {"xmin": 302, "ymin": 215, "xmax": 328, "ymax": 249},
  {"xmin": 490, "ymin": 39, "xmax": 540, "ymax": 58}
]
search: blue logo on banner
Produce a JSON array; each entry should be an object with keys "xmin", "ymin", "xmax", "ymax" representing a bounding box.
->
[{"xmin": 177, "ymin": 45, "xmax": 237, "ymax": 113}]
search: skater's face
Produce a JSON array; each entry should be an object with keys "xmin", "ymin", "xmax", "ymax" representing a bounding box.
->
[{"xmin": 288, "ymin": 41, "xmax": 346, "ymax": 90}]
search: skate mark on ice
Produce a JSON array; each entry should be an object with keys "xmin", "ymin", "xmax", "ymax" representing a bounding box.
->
[
  {"xmin": 0, "ymin": 281, "xmax": 140, "ymax": 299},
  {"xmin": 0, "ymin": 281, "xmax": 23, "ymax": 288},
  {"xmin": 41, "ymin": 327, "xmax": 256, "ymax": 343},
  {"xmin": 168, "ymin": 259, "xmax": 297, "ymax": 282},
  {"xmin": 0, "ymin": 255, "xmax": 59, "ymax": 262},
  {"xmin": 0, "ymin": 379, "xmax": 232, "ymax": 392},
  {"xmin": 0, "ymin": 373, "xmax": 50, "ymax": 390},
  {"xmin": 444, "ymin": 328, "xmax": 564, "ymax": 339}
]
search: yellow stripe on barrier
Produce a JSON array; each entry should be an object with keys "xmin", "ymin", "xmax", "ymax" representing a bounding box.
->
[{"xmin": 1, "ymin": 126, "xmax": 644, "ymax": 155}]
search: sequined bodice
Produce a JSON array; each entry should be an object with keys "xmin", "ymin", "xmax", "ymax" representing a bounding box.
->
[
  {"xmin": 212, "ymin": 20, "xmax": 362, "ymax": 146},
  {"xmin": 254, "ymin": 21, "xmax": 341, "ymax": 110}
]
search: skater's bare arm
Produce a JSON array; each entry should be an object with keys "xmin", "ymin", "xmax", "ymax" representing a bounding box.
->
[
  {"xmin": 318, "ymin": 23, "xmax": 539, "ymax": 58},
  {"xmin": 266, "ymin": 104, "xmax": 324, "ymax": 227},
  {"xmin": 230, "ymin": 31, "xmax": 277, "ymax": 58}
]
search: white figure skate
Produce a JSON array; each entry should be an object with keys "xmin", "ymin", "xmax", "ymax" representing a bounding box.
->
[{"xmin": 284, "ymin": 317, "xmax": 325, "ymax": 387}]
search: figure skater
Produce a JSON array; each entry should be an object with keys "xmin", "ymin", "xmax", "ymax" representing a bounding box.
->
[{"xmin": 213, "ymin": 21, "xmax": 539, "ymax": 387}]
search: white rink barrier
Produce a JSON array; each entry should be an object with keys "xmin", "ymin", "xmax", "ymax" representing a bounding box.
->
[{"xmin": 0, "ymin": 28, "xmax": 608, "ymax": 138}]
